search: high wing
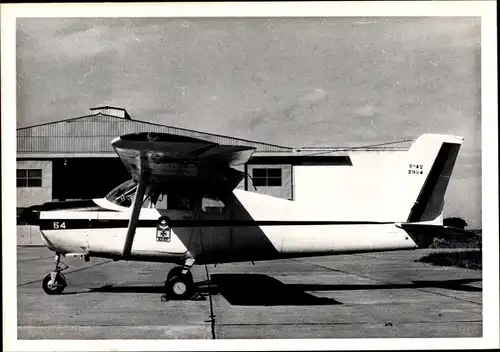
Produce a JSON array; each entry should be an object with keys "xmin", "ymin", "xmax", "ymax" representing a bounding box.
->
[
  {"xmin": 112, "ymin": 132, "xmax": 256, "ymax": 193},
  {"xmin": 111, "ymin": 132, "xmax": 256, "ymax": 258}
]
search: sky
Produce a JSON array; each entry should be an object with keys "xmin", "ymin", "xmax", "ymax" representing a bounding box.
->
[{"xmin": 16, "ymin": 17, "xmax": 482, "ymax": 227}]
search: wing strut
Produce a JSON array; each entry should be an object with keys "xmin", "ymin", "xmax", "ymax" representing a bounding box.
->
[{"xmin": 121, "ymin": 170, "xmax": 149, "ymax": 259}]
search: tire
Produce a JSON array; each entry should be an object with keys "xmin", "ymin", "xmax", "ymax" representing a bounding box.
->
[
  {"xmin": 166, "ymin": 267, "xmax": 193, "ymax": 283},
  {"xmin": 165, "ymin": 275, "xmax": 195, "ymax": 300},
  {"xmin": 42, "ymin": 273, "xmax": 67, "ymax": 295}
]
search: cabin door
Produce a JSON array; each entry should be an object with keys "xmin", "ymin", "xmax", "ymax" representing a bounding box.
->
[
  {"xmin": 195, "ymin": 196, "xmax": 231, "ymax": 262},
  {"xmin": 151, "ymin": 193, "xmax": 195, "ymax": 255}
]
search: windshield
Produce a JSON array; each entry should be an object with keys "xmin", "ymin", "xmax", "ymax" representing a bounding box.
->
[
  {"xmin": 105, "ymin": 179, "xmax": 226, "ymax": 210},
  {"xmin": 105, "ymin": 179, "xmax": 137, "ymax": 207}
]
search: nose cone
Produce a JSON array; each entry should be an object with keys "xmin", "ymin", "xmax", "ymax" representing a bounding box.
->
[{"xmin": 19, "ymin": 205, "xmax": 42, "ymax": 225}]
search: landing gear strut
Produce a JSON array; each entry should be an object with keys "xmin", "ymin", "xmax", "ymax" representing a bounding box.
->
[
  {"xmin": 162, "ymin": 258, "xmax": 196, "ymax": 300},
  {"xmin": 42, "ymin": 253, "xmax": 68, "ymax": 295}
]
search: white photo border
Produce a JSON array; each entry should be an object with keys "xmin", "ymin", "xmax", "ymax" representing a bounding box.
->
[{"xmin": 2, "ymin": 1, "xmax": 498, "ymax": 351}]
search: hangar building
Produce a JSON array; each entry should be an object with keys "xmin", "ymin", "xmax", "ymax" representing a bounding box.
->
[{"xmin": 17, "ymin": 106, "xmax": 408, "ymax": 245}]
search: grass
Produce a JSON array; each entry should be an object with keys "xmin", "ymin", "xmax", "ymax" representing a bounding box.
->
[
  {"xmin": 418, "ymin": 234, "xmax": 482, "ymax": 270},
  {"xmin": 430, "ymin": 236, "xmax": 482, "ymax": 249},
  {"xmin": 419, "ymin": 249, "xmax": 482, "ymax": 270}
]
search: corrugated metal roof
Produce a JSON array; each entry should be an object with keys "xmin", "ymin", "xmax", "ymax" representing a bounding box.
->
[{"xmin": 17, "ymin": 113, "xmax": 293, "ymax": 156}]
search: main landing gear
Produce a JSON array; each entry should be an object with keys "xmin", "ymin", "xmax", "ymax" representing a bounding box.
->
[
  {"xmin": 162, "ymin": 258, "xmax": 196, "ymax": 301},
  {"xmin": 42, "ymin": 253, "xmax": 68, "ymax": 295}
]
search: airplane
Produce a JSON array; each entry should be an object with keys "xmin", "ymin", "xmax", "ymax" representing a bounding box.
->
[{"xmin": 20, "ymin": 132, "xmax": 479, "ymax": 300}]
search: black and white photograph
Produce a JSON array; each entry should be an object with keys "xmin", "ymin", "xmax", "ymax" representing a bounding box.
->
[{"xmin": 2, "ymin": 2, "xmax": 498, "ymax": 350}]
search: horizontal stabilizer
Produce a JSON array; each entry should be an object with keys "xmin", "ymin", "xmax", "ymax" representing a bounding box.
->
[
  {"xmin": 397, "ymin": 222, "xmax": 481, "ymax": 237},
  {"xmin": 396, "ymin": 222, "xmax": 481, "ymax": 248}
]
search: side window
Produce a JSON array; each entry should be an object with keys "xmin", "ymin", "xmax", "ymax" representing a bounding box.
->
[
  {"xmin": 145, "ymin": 192, "xmax": 195, "ymax": 211},
  {"xmin": 167, "ymin": 194, "xmax": 195, "ymax": 211},
  {"xmin": 202, "ymin": 197, "xmax": 226, "ymax": 214},
  {"xmin": 252, "ymin": 167, "xmax": 282, "ymax": 187},
  {"xmin": 17, "ymin": 169, "xmax": 42, "ymax": 188},
  {"xmin": 142, "ymin": 192, "xmax": 168, "ymax": 210}
]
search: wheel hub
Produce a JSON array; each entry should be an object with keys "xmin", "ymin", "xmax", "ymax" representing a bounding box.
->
[
  {"xmin": 48, "ymin": 278, "xmax": 60, "ymax": 290},
  {"xmin": 172, "ymin": 281, "xmax": 187, "ymax": 295}
]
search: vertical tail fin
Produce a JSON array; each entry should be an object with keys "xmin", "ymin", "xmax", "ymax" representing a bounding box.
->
[{"xmin": 393, "ymin": 134, "xmax": 463, "ymax": 223}]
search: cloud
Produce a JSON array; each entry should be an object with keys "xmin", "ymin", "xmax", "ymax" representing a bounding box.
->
[
  {"xmin": 17, "ymin": 18, "xmax": 160, "ymax": 64},
  {"xmin": 17, "ymin": 18, "xmax": 481, "ymax": 146},
  {"xmin": 353, "ymin": 20, "xmax": 377, "ymax": 25},
  {"xmin": 300, "ymin": 88, "xmax": 328, "ymax": 102},
  {"xmin": 353, "ymin": 102, "xmax": 378, "ymax": 118}
]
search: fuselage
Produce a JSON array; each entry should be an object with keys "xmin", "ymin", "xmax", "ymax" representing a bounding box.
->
[
  {"xmin": 21, "ymin": 132, "xmax": 465, "ymax": 266},
  {"xmin": 30, "ymin": 189, "xmax": 419, "ymax": 265}
]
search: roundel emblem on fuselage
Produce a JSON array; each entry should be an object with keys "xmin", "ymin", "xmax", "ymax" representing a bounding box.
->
[{"xmin": 156, "ymin": 216, "xmax": 171, "ymax": 242}]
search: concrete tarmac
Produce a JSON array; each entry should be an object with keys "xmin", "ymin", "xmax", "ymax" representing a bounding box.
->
[{"xmin": 17, "ymin": 247, "xmax": 482, "ymax": 339}]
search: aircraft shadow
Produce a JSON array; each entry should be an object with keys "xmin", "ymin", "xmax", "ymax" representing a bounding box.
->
[
  {"xmin": 83, "ymin": 277, "xmax": 340, "ymax": 306},
  {"xmin": 282, "ymin": 278, "xmax": 483, "ymax": 293},
  {"xmin": 207, "ymin": 274, "xmax": 342, "ymax": 306},
  {"xmin": 205, "ymin": 274, "xmax": 482, "ymax": 305},
  {"xmin": 59, "ymin": 285, "xmax": 170, "ymax": 296},
  {"xmin": 89, "ymin": 285, "xmax": 165, "ymax": 294},
  {"xmin": 68, "ymin": 276, "xmax": 481, "ymax": 303}
]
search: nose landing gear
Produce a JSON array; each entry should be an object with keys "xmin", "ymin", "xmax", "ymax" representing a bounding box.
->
[
  {"xmin": 162, "ymin": 258, "xmax": 196, "ymax": 301},
  {"xmin": 42, "ymin": 253, "xmax": 68, "ymax": 295}
]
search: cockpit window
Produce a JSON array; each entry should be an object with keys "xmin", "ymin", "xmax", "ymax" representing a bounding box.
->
[
  {"xmin": 105, "ymin": 179, "xmax": 137, "ymax": 207},
  {"xmin": 106, "ymin": 180, "xmax": 225, "ymax": 213}
]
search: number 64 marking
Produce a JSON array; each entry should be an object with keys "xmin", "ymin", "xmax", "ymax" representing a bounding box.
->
[{"xmin": 53, "ymin": 221, "xmax": 66, "ymax": 229}]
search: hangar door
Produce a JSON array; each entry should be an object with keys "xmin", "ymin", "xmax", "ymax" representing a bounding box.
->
[{"xmin": 52, "ymin": 158, "xmax": 130, "ymax": 201}]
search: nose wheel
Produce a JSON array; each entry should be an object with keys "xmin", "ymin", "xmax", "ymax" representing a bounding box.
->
[
  {"xmin": 42, "ymin": 253, "xmax": 68, "ymax": 295},
  {"xmin": 42, "ymin": 272, "xmax": 67, "ymax": 295}
]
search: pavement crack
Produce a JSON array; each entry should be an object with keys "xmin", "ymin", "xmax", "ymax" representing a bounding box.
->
[{"xmin": 204, "ymin": 264, "xmax": 216, "ymax": 340}]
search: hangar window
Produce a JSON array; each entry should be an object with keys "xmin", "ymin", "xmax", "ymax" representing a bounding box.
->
[
  {"xmin": 252, "ymin": 168, "xmax": 282, "ymax": 187},
  {"xmin": 17, "ymin": 169, "xmax": 42, "ymax": 188}
]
